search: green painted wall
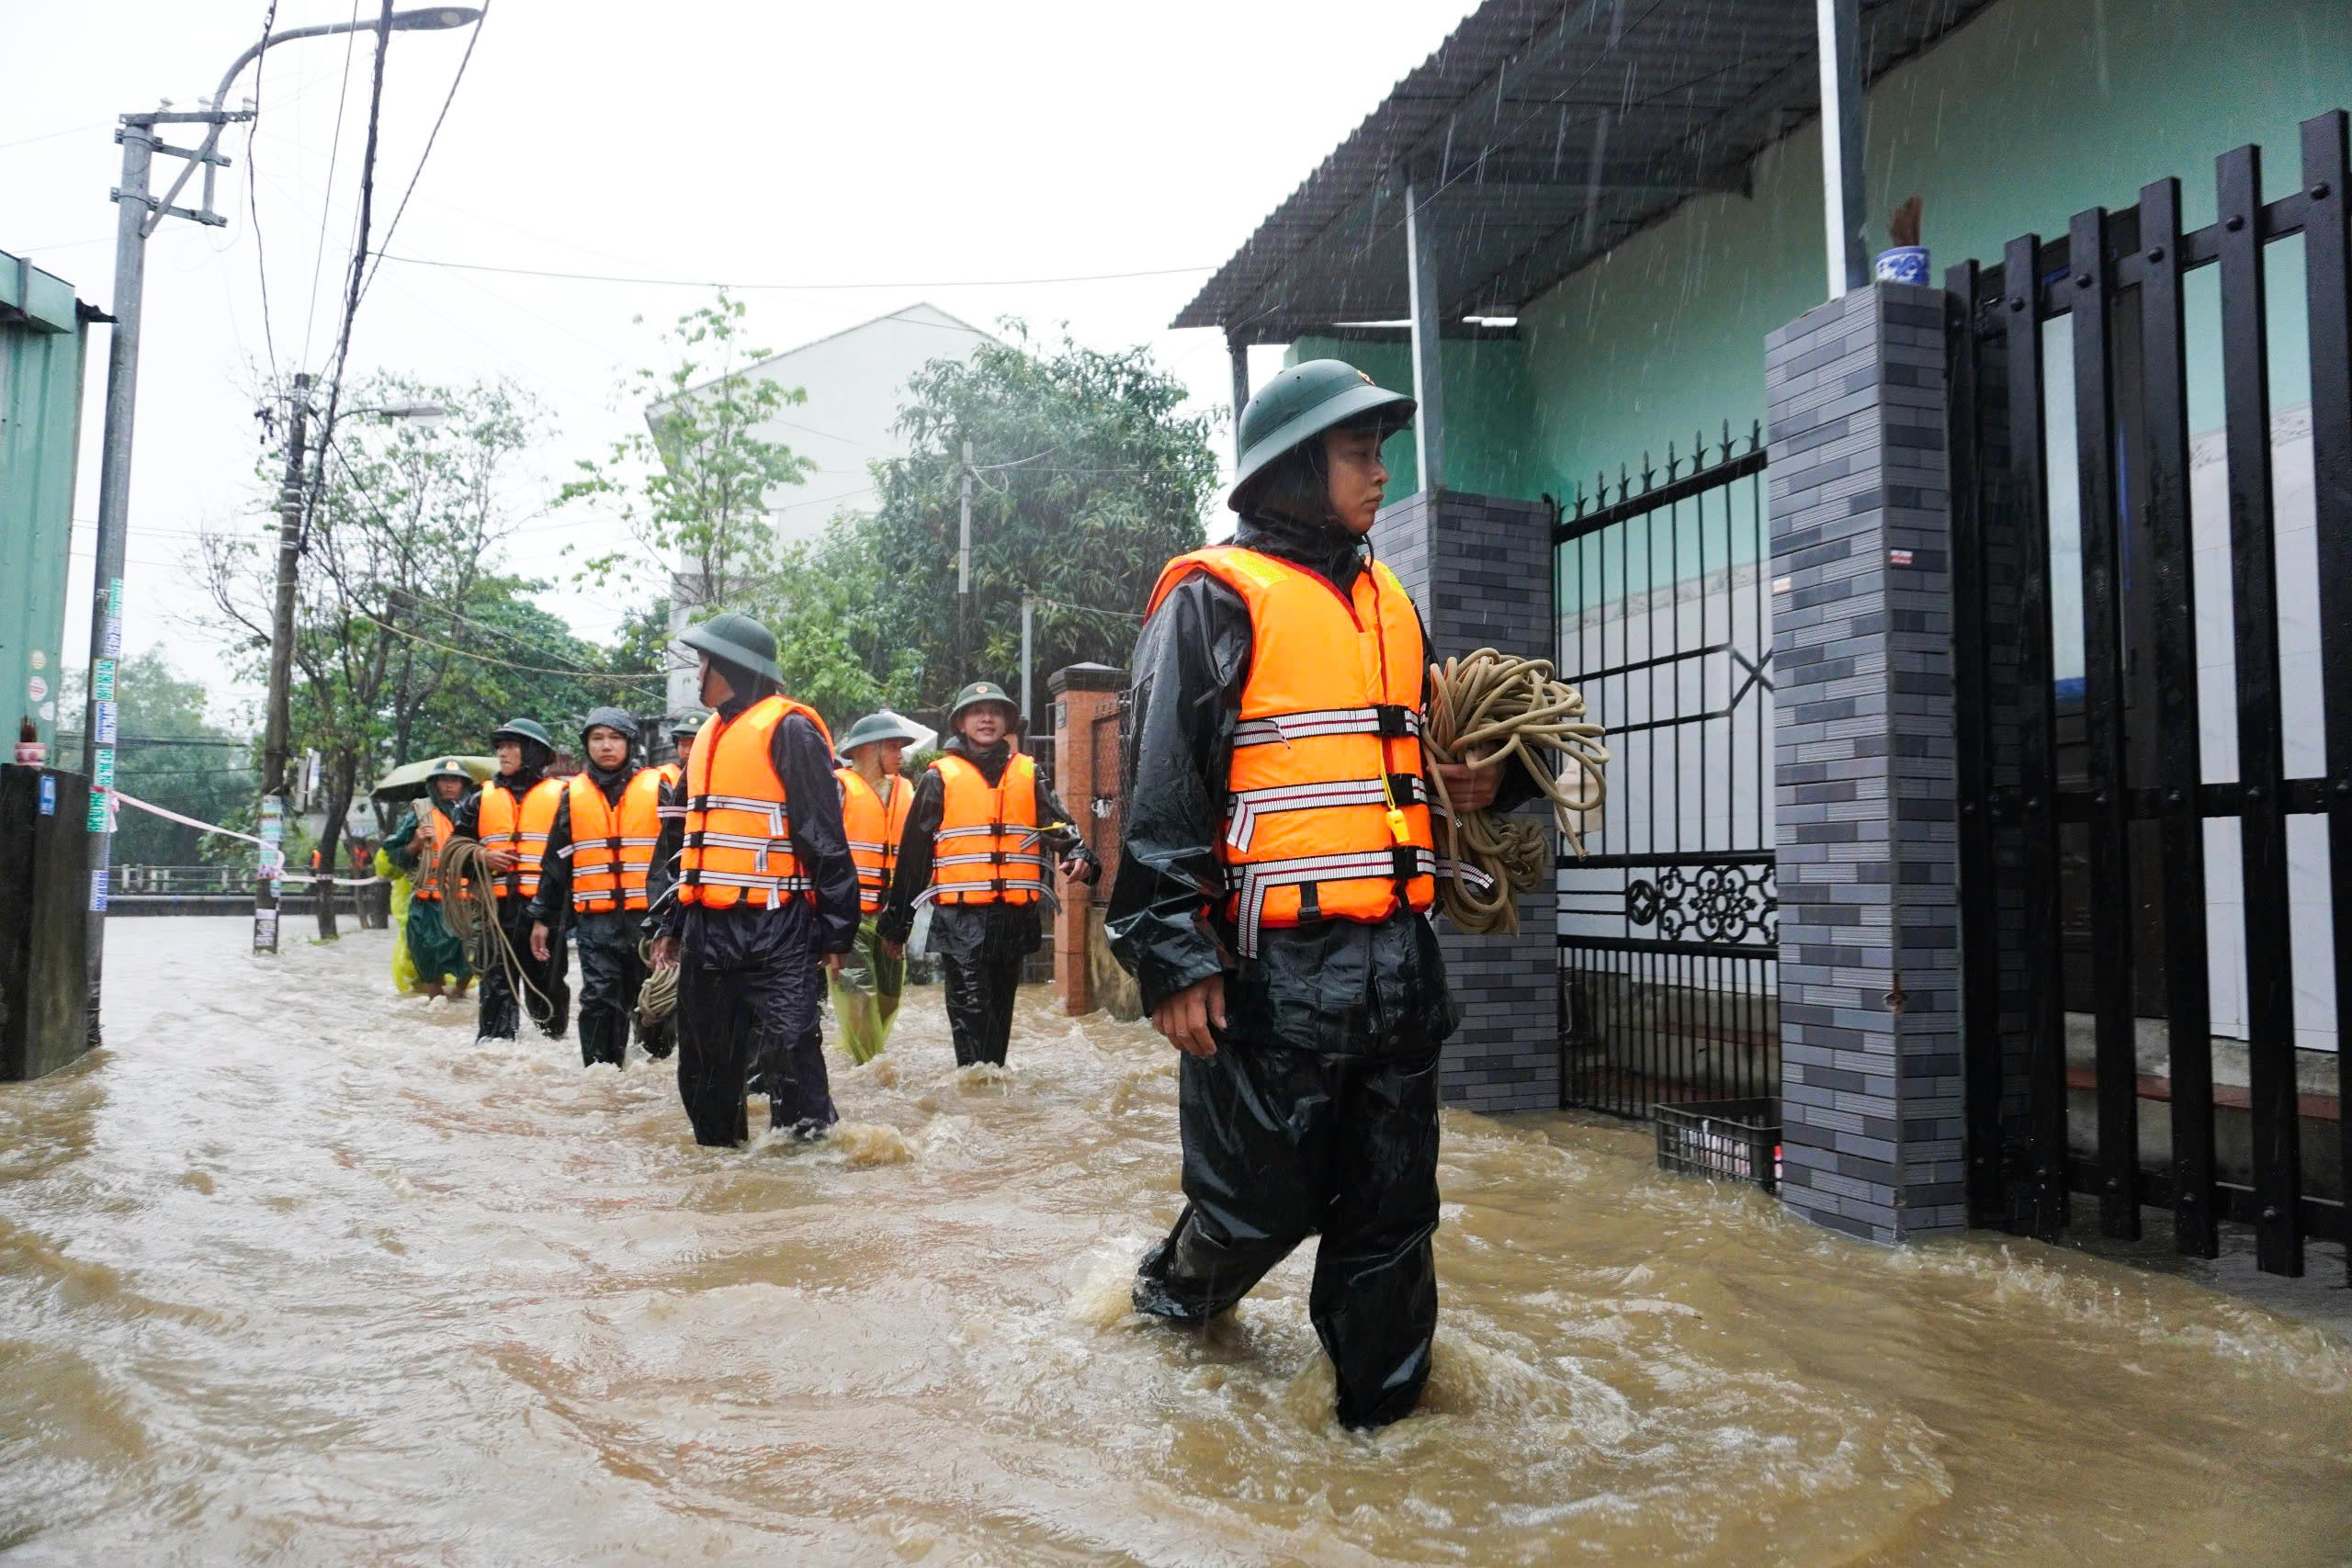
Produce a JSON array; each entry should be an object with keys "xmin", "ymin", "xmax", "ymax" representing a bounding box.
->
[
  {"xmin": 1320, "ymin": 0, "xmax": 2352, "ymax": 516},
  {"xmin": 1284, "ymin": 334, "xmax": 1534, "ymax": 502},
  {"xmin": 1, "ymin": 251, "xmax": 87, "ymax": 749}
]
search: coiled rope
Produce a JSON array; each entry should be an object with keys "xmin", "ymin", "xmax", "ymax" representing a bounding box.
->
[
  {"xmin": 434, "ymin": 836, "xmax": 555, "ymax": 1022},
  {"xmin": 635, "ymin": 938, "xmax": 679, "ymax": 1032},
  {"xmin": 1422, "ymin": 649, "xmax": 1611, "ymax": 936}
]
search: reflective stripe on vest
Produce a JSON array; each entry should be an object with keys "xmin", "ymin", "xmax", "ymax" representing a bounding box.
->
[
  {"xmin": 676, "ymin": 694, "xmax": 833, "ymax": 910},
  {"xmin": 477, "ymin": 777, "xmax": 564, "ymax": 902},
  {"xmin": 560, "ymin": 769, "xmax": 664, "ymax": 913},
  {"xmin": 919, "ymin": 752, "xmax": 1044, "ymax": 908},
  {"xmin": 1145, "ymin": 545, "xmax": 1435, "ymax": 955},
  {"xmin": 412, "ymin": 807, "xmax": 458, "ymax": 902},
  {"xmin": 836, "ymin": 766, "xmax": 913, "ymax": 917}
]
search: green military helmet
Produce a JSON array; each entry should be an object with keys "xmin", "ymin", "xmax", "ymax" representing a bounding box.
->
[
  {"xmin": 667, "ymin": 709, "xmax": 708, "ymax": 739},
  {"xmin": 1229, "ymin": 357, "xmax": 1416, "ymax": 513},
  {"xmin": 423, "ymin": 756, "xmax": 474, "ymax": 785},
  {"xmin": 578, "ymin": 705, "xmax": 640, "ymax": 746},
  {"xmin": 839, "ymin": 710, "xmax": 922, "ymax": 753},
  {"xmin": 678, "ymin": 610, "xmax": 783, "ymax": 684},
  {"xmin": 490, "ymin": 717, "xmax": 554, "ymax": 750},
  {"xmin": 946, "ymin": 681, "xmax": 1018, "ymax": 726}
]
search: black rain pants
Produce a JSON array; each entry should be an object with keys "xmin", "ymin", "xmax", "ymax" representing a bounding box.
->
[
  {"xmin": 478, "ymin": 899, "xmax": 570, "ymax": 1043},
  {"xmin": 573, "ymin": 912, "xmax": 646, "ymax": 1067},
  {"xmin": 1132, "ymin": 1039, "xmax": 1442, "ymax": 1430},
  {"xmin": 676, "ymin": 958, "xmax": 837, "ymax": 1146},
  {"xmin": 939, "ymin": 948, "xmax": 1024, "ymax": 1067}
]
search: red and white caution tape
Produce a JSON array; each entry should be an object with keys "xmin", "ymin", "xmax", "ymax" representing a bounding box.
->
[{"xmin": 110, "ymin": 790, "xmax": 385, "ymax": 886}]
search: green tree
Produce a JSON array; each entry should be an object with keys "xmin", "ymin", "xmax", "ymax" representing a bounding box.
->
[
  {"xmin": 560, "ymin": 292, "xmax": 815, "ymax": 615},
  {"xmin": 853, "ymin": 322, "xmax": 1219, "ymax": 712},
  {"xmin": 59, "ymin": 649, "xmax": 254, "ymax": 868},
  {"xmin": 758, "ymin": 519, "xmax": 927, "ymax": 733},
  {"xmin": 204, "ymin": 374, "xmax": 544, "ymax": 939},
  {"xmin": 404, "ymin": 577, "xmax": 656, "ymax": 760}
]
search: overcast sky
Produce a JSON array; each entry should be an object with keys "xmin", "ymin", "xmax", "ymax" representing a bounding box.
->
[{"xmin": 4, "ymin": 0, "xmax": 1460, "ymax": 723}]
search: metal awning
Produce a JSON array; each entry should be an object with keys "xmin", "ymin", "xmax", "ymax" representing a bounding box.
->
[{"xmin": 1174, "ymin": 0, "xmax": 1995, "ymax": 344}]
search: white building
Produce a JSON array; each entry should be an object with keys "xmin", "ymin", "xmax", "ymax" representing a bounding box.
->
[{"xmin": 653, "ymin": 302, "xmax": 994, "ymax": 716}]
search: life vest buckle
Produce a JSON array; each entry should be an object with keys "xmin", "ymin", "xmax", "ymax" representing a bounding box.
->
[{"xmin": 1374, "ymin": 704, "xmax": 1413, "ymax": 739}]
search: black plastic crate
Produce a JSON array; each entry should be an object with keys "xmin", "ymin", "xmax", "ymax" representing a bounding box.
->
[{"xmin": 1654, "ymin": 1099, "xmax": 1781, "ymax": 1193}]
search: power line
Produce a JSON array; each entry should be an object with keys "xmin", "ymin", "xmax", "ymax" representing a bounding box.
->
[
  {"xmin": 368, "ymin": 252, "xmax": 1216, "ymax": 291},
  {"xmin": 306, "ymin": 0, "xmax": 396, "ymax": 547},
  {"xmin": 1026, "ymin": 594, "xmax": 1144, "ymax": 622},
  {"xmin": 354, "ymin": 0, "xmax": 489, "ymax": 314},
  {"xmin": 317, "ymin": 434, "xmax": 627, "ymax": 684},
  {"xmin": 243, "ymin": 0, "xmax": 287, "ymax": 380},
  {"xmin": 348, "ymin": 604, "xmax": 664, "ymax": 689},
  {"xmin": 300, "ymin": 0, "xmax": 364, "ymax": 367}
]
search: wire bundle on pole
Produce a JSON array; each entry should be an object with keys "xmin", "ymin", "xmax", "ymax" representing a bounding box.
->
[
  {"xmin": 434, "ymin": 836, "xmax": 553, "ymax": 1023},
  {"xmin": 1422, "ymin": 649, "xmax": 1610, "ymax": 936}
]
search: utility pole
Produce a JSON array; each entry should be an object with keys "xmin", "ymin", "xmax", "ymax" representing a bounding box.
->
[
  {"xmin": 1020, "ymin": 593, "xmax": 1035, "ymax": 729},
  {"xmin": 79, "ymin": 103, "xmax": 243, "ymax": 1047},
  {"xmin": 957, "ymin": 438, "xmax": 974, "ymax": 687},
  {"xmin": 254, "ymin": 372, "xmax": 311, "ymax": 956},
  {"xmin": 70, "ymin": 7, "xmax": 481, "ymax": 1032}
]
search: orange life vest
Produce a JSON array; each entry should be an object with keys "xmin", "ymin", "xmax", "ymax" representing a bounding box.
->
[
  {"xmin": 476, "ymin": 776, "xmax": 566, "ymax": 902},
  {"xmin": 411, "ymin": 806, "xmax": 458, "ymax": 902},
  {"xmin": 1145, "ymin": 545, "xmax": 1437, "ymax": 955},
  {"xmin": 560, "ymin": 769, "xmax": 664, "ymax": 914},
  {"xmin": 837, "ymin": 766, "xmax": 914, "ymax": 916},
  {"xmin": 920, "ymin": 752, "xmax": 1046, "ymax": 907},
  {"xmin": 655, "ymin": 761, "xmax": 684, "ymax": 823},
  {"xmin": 676, "ymin": 694, "xmax": 833, "ymax": 910}
]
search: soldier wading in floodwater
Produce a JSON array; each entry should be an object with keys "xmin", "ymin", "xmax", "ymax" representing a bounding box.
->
[
  {"xmin": 1109, "ymin": 359, "xmax": 1535, "ymax": 1429},
  {"xmin": 648, "ymin": 613, "xmax": 858, "ymax": 1145}
]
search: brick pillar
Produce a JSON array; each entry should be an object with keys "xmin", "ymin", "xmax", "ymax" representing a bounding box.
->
[
  {"xmin": 1048, "ymin": 662, "xmax": 1127, "ymax": 1018},
  {"xmin": 1371, "ymin": 490, "xmax": 1560, "ymax": 1113},
  {"xmin": 1764, "ymin": 281, "xmax": 1966, "ymax": 1243}
]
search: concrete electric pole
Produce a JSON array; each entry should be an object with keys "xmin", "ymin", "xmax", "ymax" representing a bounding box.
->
[
  {"xmin": 958, "ymin": 438, "xmax": 974, "ymax": 687},
  {"xmin": 75, "ymin": 6, "xmax": 482, "ymax": 1036},
  {"xmin": 253, "ymin": 372, "xmax": 311, "ymax": 955}
]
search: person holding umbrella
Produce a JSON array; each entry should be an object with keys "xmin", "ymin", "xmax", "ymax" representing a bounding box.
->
[{"xmin": 381, "ymin": 757, "xmax": 476, "ymax": 1001}]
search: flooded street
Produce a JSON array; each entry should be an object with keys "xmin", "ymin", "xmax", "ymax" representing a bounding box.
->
[{"xmin": 0, "ymin": 919, "xmax": 2347, "ymax": 1565}]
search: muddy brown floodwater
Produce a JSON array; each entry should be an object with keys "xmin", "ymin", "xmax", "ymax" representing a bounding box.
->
[{"xmin": 4, "ymin": 919, "xmax": 2351, "ymax": 1565}]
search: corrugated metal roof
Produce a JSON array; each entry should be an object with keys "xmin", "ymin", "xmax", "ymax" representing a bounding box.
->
[{"xmin": 1173, "ymin": 0, "xmax": 1996, "ymax": 342}]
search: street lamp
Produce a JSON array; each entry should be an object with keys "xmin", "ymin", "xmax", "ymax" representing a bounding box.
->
[{"xmin": 79, "ymin": 6, "xmax": 483, "ymax": 1019}]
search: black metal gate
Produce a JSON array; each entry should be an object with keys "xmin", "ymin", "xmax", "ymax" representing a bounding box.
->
[
  {"xmin": 1555, "ymin": 427, "xmax": 1781, "ymax": 1118},
  {"xmin": 1946, "ymin": 109, "xmax": 2350, "ymax": 1278}
]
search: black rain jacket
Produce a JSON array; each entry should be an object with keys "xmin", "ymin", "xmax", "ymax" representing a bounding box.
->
[
  {"xmin": 875, "ymin": 733, "xmax": 1097, "ymax": 961},
  {"xmin": 526, "ymin": 758, "xmax": 647, "ymax": 931},
  {"xmin": 1104, "ymin": 509, "xmax": 1542, "ymax": 1058},
  {"xmin": 645, "ymin": 686, "xmax": 861, "ymax": 966}
]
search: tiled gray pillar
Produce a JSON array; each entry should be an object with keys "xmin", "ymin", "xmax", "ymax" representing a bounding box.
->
[
  {"xmin": 1764, "ymin": 283, "xmax": 1966, "ymax": 1242},
  {"xmin": 1373, "ymin": 490, "xmax": 1559, "ymax": 1113}
]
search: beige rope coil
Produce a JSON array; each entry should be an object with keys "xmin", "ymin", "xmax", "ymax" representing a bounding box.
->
[
  {"xmin": 1422, "ymin": 649, "xmax": 1610, "ymax": 936},
  {"xmin": 435, "ymin": 836, "xmax": 556, "ymax": 1023},
  {"xmin": 635, "ymin": 938, "xmax": 679, "ymax": 1031}
]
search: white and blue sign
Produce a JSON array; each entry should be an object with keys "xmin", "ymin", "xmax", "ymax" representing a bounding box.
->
[
  {"xmin": 39, "ymin": 776, "xmax": 57, "ymax": 816},
  {"xmin": 94, "ymin": 700, "xmax": 117, "ymax": 747}
]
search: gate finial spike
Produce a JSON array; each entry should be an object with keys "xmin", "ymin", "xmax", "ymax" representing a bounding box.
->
[
  {"xmin": 1666, "ymin": 439, "xmax": 1679, "ymax": 479},
  {"xmin": 1723, "ymin": 418, "xmax": 1733, "ymax": 463},
  {"xmin": 1748, "ymin": 417, "xmax": 1762, "ymax": 454}
]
